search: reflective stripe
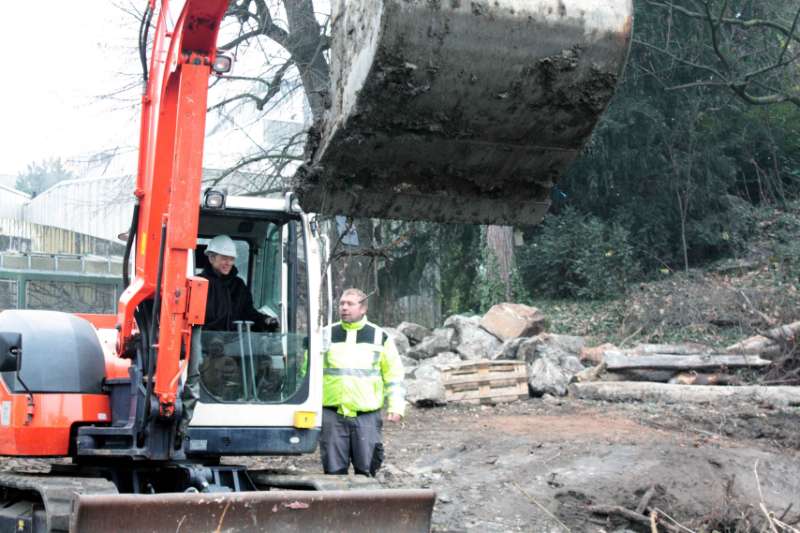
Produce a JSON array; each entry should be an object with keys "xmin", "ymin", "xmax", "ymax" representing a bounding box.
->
[
  {"xmin": 373, "ymin": 327, "xmax": 382, "ymax": 346},
  {"xmin": 324, "ymin": 368, "xmax": 381, "ymax": 377}
]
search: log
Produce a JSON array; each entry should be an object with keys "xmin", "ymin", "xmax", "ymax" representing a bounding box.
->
[
  {"xmin": 572, "ymin": 363, "xmax": 607, "ymax": 383},
  {"xmin": 603, "ymin": 352, "xmax": 770, "ymax": 371},
  {"xmin": 762, "ymin": 321, "xmax": 800, "ymax": 343},
  {"xmin": 668, "ymin": 371, "xmax": 739, "ymax": 386},
  {"xmin": 726, "ymin": 322, "xmax": 800, "ymax": 358},
  {"xmin": 603, "ymin": 369, "xmax": 678, "ymax": 383},
  {"xmin": 580, "ymin": 343, "xmax": 618, "ymax": 365},
  {"xmin": 627, "ymin": 343, "xmax": 711, "ymax": 356},
  {"xmin": 725, "ymin": 335, "xmax": 783, "ymax": 358},
  {"xmin": 570, "ymin": 382, "xmax": 800, "ymax": 408}
]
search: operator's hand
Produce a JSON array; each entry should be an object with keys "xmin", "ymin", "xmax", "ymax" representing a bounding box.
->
[
  {"xmin": 264, "ymin": 316, "xmax": 280, "ymax": 332},
  {"xmin": 386, "ymin": 413, "xmax": 402, "ymax": 423}
]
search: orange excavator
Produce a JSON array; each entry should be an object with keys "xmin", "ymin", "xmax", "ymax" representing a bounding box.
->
[{"xmin": 0, "ymin": 0, "xmax": 632, "ymax": 531}]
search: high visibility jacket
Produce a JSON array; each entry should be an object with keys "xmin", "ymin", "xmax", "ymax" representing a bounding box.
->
[{"xmin": 323, "ymin": 316, "xmax": 405, "ymax": 418}]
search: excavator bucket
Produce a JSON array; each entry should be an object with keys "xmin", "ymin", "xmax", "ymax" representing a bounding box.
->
[
  {"xmin": 296, "ymin": 0, "xmax": 633, "ymax": 225},
  {"xmin": 70, "ymin": 489, "xmax": 436, "ymax": 532}
]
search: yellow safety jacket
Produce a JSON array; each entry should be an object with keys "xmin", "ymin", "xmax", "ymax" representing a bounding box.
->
[{"xmin": 323, "ymin": 316, "xmax": 405, "ymax": 418}]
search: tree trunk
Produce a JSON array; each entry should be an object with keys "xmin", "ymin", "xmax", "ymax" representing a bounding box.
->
[
  {"xmin": 570, "ymin": 382, "xmax": 800, "ymax": 408},
  {"xmin": 284, "ymin": 0, "xmax": 330, "ymax": 121},
  {"xmin": 485, "ymin": 225, "xmax": 515, "ymax": 301},
  {"xmin": 603, "ymin": 352, "xmax": 770, "ymax": 370}
]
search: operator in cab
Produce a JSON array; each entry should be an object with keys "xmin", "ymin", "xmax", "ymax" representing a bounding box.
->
[
  {"xmin": 320, "ymin": 288, "xmax": 406, "ymax": 476},
  {"xmin": 199, "ymin": 234, "xmax": 278, "ymax": 332},
  {"xmin": 180, "ymin": 234, "xmax": 279, "ymax": 443}
]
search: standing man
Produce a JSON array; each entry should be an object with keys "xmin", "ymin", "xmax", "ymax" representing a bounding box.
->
[{"xmin": 321, "ymin": 288, "xmax": 405, "ymax": 476}]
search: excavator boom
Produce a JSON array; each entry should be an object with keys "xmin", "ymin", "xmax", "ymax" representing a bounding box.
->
[{"xmin": 297, "ymin": 0, "xmax": 633, "ymax": 225}]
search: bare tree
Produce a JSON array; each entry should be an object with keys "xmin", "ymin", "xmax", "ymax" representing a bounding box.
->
[
  {"xmin": 640, "ymin": 1, "xmax": 800, "ymax": 107},
  {"xmin": 205, "ymin": 0, "xmax": 330, "ymax": 194}
]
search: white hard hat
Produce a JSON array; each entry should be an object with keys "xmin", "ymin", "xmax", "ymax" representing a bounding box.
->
[{"xmin": 205, "ymin": 235, "xmax": 237, "ymax": 258}]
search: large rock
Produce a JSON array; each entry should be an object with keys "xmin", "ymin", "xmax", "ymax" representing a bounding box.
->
[
  {"xmin": 480, "ymin": 303, "xmax": 546, "ymax": 341},
  {"xmin": 406, "ymin": 365, "xmax": 447, "ymax": 406},
  {"xmin": 384, "ymin": 326, "xmax": 410, "ymax": 355},
  {"xmin": 519, "ymin": 333, "xmax": 585, "ymax": 396},
  {"xmin": 527, "ymin": 357, "xmax": 575, "ymax": 397},
  {"xmin": 397, "ymin": 321, "xmax": 432, "ymax": 346},
  {"xmin": 444, "ymin": 314, "xmax": 502, "ymax": 361},
  {"xmin": 401, "ymin": 355, "xmax": 418, "ymax": 379},
  {"xmin": 419, "ymin": 351, "xmax": 461, "ymax": 368},
  {"xmin": 494, "ymin": 337, "xmax": 527, "ymax": 360},
  {"xmin": 406, "ymin": 328, "xmax": 453, "ymax": 360},
  {"xmin": 517, "ymin": 333, "xmax": 585, "ymax": 363}
]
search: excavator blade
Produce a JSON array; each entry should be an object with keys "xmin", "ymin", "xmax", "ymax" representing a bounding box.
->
[
  {"xmin": 70, "ymin": 489, "xmax": 435, "ymax": 532},
  {"xmin": 296, "ymin": 0, "xmax": 633, "ymax": 225}
]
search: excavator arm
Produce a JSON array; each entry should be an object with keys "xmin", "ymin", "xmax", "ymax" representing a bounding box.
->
[{"xmin": 116, "ymin": 0, "xmax": 227, "ymax": 418}]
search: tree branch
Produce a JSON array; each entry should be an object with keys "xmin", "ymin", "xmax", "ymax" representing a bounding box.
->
[
  {"xmin": 208, "ymin": 59, "xmax": 294, "ymax": 112},
  {"xmin": 222, "ymin": 0, "xmax": 290, "ymax": 50},
  {"xmin": 646, "ymin": 1, "xmax": 800, "ymax": 46},
  {"xmin": 635, "ymin": 3, "xmax": 800, "ymax": 107}
]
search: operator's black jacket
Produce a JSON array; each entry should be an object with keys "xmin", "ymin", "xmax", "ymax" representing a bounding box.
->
[{"xmin": 199, "ymin": 265, "xmax": 268, "ymax": 332}]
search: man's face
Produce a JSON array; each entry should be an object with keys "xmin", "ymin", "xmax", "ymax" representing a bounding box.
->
[
  {"xmin": 338, "ymin": 293, "xmax": 366, "ymax": 323},
  {"xmin": 209, "ymin": 253, "xmax": 236, "ymax": 276}
]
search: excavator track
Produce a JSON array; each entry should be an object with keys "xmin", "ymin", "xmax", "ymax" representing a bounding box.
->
[
  {"xmin": 0, "ymin": 473, "xmax": 118, "ymax": 532},
  {"xmin": 297, "ymin": 0, "xmax": 633, "ymax": 225}
]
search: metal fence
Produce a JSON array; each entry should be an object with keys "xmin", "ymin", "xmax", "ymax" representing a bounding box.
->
[{"xmin": 0, "ymin": 255, "xmax": 122, "ymax": 314}]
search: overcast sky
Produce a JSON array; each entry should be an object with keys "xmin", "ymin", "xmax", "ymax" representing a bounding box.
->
[
  {"xmin": 0, "ymin": 1, "xmax": 307, "ymax": 180},
  {"xmin": 0, "ymin": 2, "xmax": 145, "ymax": 177}
]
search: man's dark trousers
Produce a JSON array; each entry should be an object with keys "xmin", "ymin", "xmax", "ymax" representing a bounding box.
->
[{"xmin": 320, "ymin": 408, "xmax": 383, "ymax": 475}]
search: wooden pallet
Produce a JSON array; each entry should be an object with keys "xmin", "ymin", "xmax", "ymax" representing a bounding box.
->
[{"xmin": 441, "ymin": 360, "xmax": 528, "ymax": 405}]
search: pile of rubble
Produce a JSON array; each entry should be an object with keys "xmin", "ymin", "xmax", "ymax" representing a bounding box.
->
[
  {"xmin": 393, "ymin": 303, "xmax": 582, "ymax": 405},
  {"xmin": 395, "ymin": 304, "xmax": 800, "ymax": 408}
]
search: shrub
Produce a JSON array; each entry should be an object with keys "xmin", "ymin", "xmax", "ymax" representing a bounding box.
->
[{"xmin": 518, "ymin": 207, "xmax": 640, "ymax": 299}]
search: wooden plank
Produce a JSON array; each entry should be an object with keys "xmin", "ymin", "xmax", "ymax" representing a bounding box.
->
[
  {"xmin": 445, "ymin": 372, "xmax": 525, "ymax": 383},
  {"xmin": 445, "ymin": 360, "xmax": 521, "ymax": 373},
  {"xmin": 447, "ymin": 384, "xmax": 522, "ymax": 398},
  {"xmin": 445, "ymin": 391, "xmax": 527, "ymax": 405},
  {"xmin": 446, "ymin": 377, "xmax": 524, "ymax": 390},
  {"xmin": 441, "ymin": 360, "xmax": 528, "ymax": 405}
]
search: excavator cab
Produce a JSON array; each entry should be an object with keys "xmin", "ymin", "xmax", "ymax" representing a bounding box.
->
[{"xmin": 180, "ymin": 195, "xmax": 322, "ymax": 457}]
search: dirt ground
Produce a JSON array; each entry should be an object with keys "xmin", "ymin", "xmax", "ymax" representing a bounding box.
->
[
  {"xmin": 3, "ymin": 398, "xmax": 799, "ymax": 532},
  {"xmin": 263, "ymin": 397, "xmax": 800, "ymax": 532}
]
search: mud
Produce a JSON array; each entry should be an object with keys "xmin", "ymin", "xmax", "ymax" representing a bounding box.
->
[
  {"xmin": 3, "ymin": 398, "xmax": 799, "ymax": 531},
  {"xmin": 256, "ymin": 399, "xmax": 800, "ymax": 532}
]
